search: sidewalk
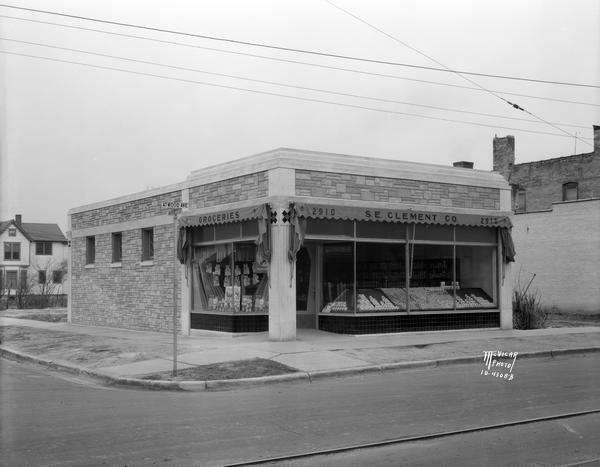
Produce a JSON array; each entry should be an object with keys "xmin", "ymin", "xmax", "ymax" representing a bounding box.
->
[{"xmin": 1, "ymin": 313, "xmax": 599, "ymax": 391}]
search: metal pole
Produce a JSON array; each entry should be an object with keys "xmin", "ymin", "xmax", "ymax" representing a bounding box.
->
[{"xmin": 172, "ymin": 210, "xmax": 179, "ymax": 377}]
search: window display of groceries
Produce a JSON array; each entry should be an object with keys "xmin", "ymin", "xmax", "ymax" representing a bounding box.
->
[
  {"xmin": 455, "ymin": 288, "xmax": 494, "ymax": 308},
  {"xmin": 198, "ymin": 259, "xmax": 268, "ymax": 313},
  {"xmin": 348, "ymin": 287, "xmax": 494, "ymax": 312},
  {"xmin": 321, "ymin": 289, "xmax": 351, "ymax": 313},
  {"xmin": 357, "ymin": 289, "xmax": 398, "ymax": 312}
]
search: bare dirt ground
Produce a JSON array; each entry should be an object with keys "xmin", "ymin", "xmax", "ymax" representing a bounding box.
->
[
  {"xmin": 141, "ymin": 359, "xmax": 295, "ymax": 381},
  {"xmin": 546, "ymin": 312, "xmax": 600, "ymax": 328},
  {"xmin": 0, "ymin": 307, "xmax": 67, "ymax": 322},
  {"xmin": 0, "ymin": 325, "xmax": 165, "ymax": 368}
]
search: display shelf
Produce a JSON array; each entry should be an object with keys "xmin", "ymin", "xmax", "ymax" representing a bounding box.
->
[
  {"xmin": 356, "ymin": 288, "xmax": 398, "ymax": 312},
  {"xmin": 321, "ymin": 289, "xmax": 351, "ymax": 313},
  {"xmin": 321, "ymin": 286, "xmax": 494, "ymax": 314}
]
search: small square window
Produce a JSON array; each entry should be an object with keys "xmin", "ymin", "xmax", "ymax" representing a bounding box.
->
[
  {"xmin": 38, "ymin": 270, "xmax": 46, "ymax": 284},
  {"xmin": 142, "ymin": 228, "xmax": 154, "ymax": 261},
  {"xmin": 563, "ymin": 182, "xmax": 578, "ymax": 201},
  {"xmin": 8, "ymin": 227, "xmax": 16, "ymax": 237},
  {"xmin": 86, "ymin": 236, "xmax": 95, "ymax": 264},
  {"xmin": 52, "ymin": 270, "xmax": 63, "ymax": 284},
  {"xmin": 36, "ymin": 242, "xmax": 53, "ymax": 255},
  {"xmin": 514, "ymin": 189, "xmax": 526, "ymax": 213},
  {"xmin": 112, "ymin": 232, "xmax": 123, "ymax": 263}
]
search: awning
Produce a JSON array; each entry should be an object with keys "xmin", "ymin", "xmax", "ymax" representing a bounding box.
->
[
  {"xmin": 295, "ymin": 202, "xmax": 512, "ymax": 228},
  {"xmin": 177, "ymin": 203, "xmax": 271, "ymax": 264},
  {"xmin": 178, "ymin": 204, "xmax": 269, "ymax": 227}
]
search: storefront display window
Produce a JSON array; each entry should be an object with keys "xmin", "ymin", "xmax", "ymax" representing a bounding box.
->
[
  {"xmin": 194, "ymin": 242, "xmax": 268, "ymax": 314},
  {"xmin": 302, "ymin": 213, "xmax": 501, "ymax": 315},
  {"xmin": 356, "ymin": 243, "xmax": 406, "ymax": 312},
  {"xmin": 321, "ymin": 242, "xmax": 354, "ymax": 313},
  {"xmin": 455, "ymin": 245, "xmax": 497, "ymax": 309},
  {"xmin": 409, "ymin": 244, "xmax": 455, "ymax": 311}
]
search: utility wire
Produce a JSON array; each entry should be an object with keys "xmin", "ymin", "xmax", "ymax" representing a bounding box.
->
[
  {"xmin": 3, "ymin": 50, "xmax": 591, "ymax": 141},
  {"xmin": 1, "ymin": 14, "xmax": 598, "ymax": 109},
  {"xmin": 324, "ymin": 0, "xmax": 594, "ymax": 147},
  {"xmin": 0, "ymin": 3, "xmax": 599, "ymax": 89},
  {"xmin": 2, "ymin": 36, "xmax": 590, "ymax": 130}
]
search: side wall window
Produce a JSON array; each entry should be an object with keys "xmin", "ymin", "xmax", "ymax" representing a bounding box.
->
[
  {"xmin": 86, "ymin": 236, "xmax": 95, "ymax": 264},
  {"xmin": 142, "ymin": 228, "xmax": 154, "ymax": 261},
  {"xmin": 112, "ymin": 232, "xmax": 123, "ymax": 263}
]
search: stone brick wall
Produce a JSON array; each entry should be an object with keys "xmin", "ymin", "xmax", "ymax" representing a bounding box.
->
[
  {"xmin": 512, "ymin": 199, "xmax": 600, "ymax": 313},
  {"xmin": 71, "ymin": 223, "xmax": 181, "ymax": 332},
  {"xmin": 189, "ymin": 172, "xmax": 268, "ymax": 209},
  {"xmin": 71, "ymin": 192, "xmax": 181, "ymax": 230},
  {"xmin": 295, "ymin": 170, "xmax": 500, "ymax": 210},
  {"xmin": 510, "ymin": 153, "xmax": 600, "ymax": 212}
]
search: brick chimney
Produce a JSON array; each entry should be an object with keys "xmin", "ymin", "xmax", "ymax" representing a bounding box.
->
[
  {"xmin": 15, "ymin": 214, "xmax": 22, "ymax": 226},
  {"xmin": 594, "ymin": 125, "xmax": 600, "ymax": 153},
  {"xmin": 493, "ymin": 135, "xmax": 515, "ymax": 181},
  {"xmin": 453, "ymin": 161, "xmax": 474, "ymax": 169}
]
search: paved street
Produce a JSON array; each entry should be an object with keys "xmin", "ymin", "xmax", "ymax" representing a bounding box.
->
[
  {"xmin": 1, "ymin": 353, "xmax": 599, "ymax": 466},
  {"xmin": 274, "ymin": 413, "xmax": 600, "ymax": 466}
]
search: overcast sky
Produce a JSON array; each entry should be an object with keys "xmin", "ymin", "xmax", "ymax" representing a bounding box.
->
[{"xmin": 1, "ymin": 0, "xmax": 599, "ymax": 232}]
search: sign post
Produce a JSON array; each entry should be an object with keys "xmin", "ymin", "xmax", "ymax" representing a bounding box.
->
[{"xmin": 162, "ymin": 201, "xmax": 188, "ymax": 378}]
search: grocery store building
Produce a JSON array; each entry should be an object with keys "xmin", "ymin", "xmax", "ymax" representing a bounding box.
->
[{"xmin": 68, "ymin": 148, "xmax": 515, "ymax": 339}]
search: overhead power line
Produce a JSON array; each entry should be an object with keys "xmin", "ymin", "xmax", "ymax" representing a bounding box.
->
[
  {"xmin": 0, "ymin": 3, "xmax": 599, "ymax": 89},
  {"xmin": 1, "ymin": 50, "xmax": 593, "ymax": 141},
  {"xmin": 1, "ymin": 36, "xmax": 590, "ymax": 130},
  {"xmin": 324, "ymin": 0, "xmax": 594, "ymax": 148},
  {"xmin": 1, "ymin": 14, "xmax": 598, "ymax": 109}
]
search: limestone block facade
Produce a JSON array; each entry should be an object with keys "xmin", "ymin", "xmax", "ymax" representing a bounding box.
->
[{"xmin": 69, "ymin": 148, "xmax": 513, "ymax": 338}]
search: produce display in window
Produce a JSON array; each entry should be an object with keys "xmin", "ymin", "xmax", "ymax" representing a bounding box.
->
[
  {"xmin": 196, "ymin": 244, "xmax": 268, "ymax": 313},
  {"xmin": 321, "ymin": 288, "xmax": 351, "ymax": 313},
  {"xmin": 356, "ymin": 289, "xmax": 397, "ymax": 311},
  {"xmin": 455, "ymin": 288, "xmax": 494, "ymax": 309},
  {"xmin": 325, "ymin": 286, "xmax": 495, "ymax": 312}
]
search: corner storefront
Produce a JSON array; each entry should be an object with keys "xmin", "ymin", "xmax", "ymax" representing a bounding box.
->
[{"xmin": 69, "ymin": 148, "xmax": 514, "ymax": 340}]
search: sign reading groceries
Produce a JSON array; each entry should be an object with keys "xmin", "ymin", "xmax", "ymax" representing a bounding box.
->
[{"xmin": 296, "ymin": 203, "xmax": 510, "ymax": 228}]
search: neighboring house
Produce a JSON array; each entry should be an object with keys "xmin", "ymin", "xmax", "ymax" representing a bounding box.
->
[
  {"xmin": 0, "ymin": 214, "xmax": 69, "ymax": 296},
  {"xmin": 493, "ymin": 125, "xmax": 600, "ymax": 314}
]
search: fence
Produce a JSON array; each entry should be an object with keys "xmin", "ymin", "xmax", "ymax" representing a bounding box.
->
[{"xmin": 0, "ymin": 294, "xmax": 68, "ymax": 310}]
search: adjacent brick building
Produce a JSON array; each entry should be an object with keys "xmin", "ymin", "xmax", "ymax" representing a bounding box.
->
[
  {"xmin": 493, "ymin": 125, "xmax": 600, "ymax": 313},
  {"xmin": 69, "ymin": 149, "xmax": 514, "ymax": 338}
]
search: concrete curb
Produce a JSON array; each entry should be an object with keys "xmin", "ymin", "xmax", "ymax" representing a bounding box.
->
[
  {"xmin": 1, "ymin": 345, "xmax": 599, "ymax": 392},
  {"xmin": 205, "ymin": 372, "xmax": 310, "ymax": 391},
  {"xmin": 0, "ymin": 347, "xmax": 183, "ymax": 391}
]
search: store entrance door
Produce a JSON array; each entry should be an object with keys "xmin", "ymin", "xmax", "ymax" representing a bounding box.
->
[{"xmin": 296, "ymin": 246, "xmax": 316, "ymax": 329}]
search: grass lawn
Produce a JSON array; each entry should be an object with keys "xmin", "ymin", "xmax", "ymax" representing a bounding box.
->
[{"xmin": 141, "ymin": 358, "xmax": 297, "ymax": 381}]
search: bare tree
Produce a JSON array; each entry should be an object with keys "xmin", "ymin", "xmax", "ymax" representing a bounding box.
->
[
  {"xmin": 15, "ymin": 269, "xmax": 34, "ymax": 309},
  {"xmin": 31, "ymin": 259, "xmax": 67, "ymax": 308},
  {"xmin": 0, "ymin": 267, "xmax": 6, "ymax": 310}
]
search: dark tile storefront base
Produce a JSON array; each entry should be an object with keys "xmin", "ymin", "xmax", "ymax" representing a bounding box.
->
[
  {"xmin": 319, "ymin": 312, "xmax": 500, "ymax": 334},
  {"xmin": 191, "ymin": 313, "xmax": 268, "ymax": 332}
]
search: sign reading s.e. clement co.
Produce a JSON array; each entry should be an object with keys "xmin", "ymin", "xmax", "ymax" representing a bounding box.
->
[{"xmin": 296, "ymin": 203, "xmax": 511, "ymax": 228}]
